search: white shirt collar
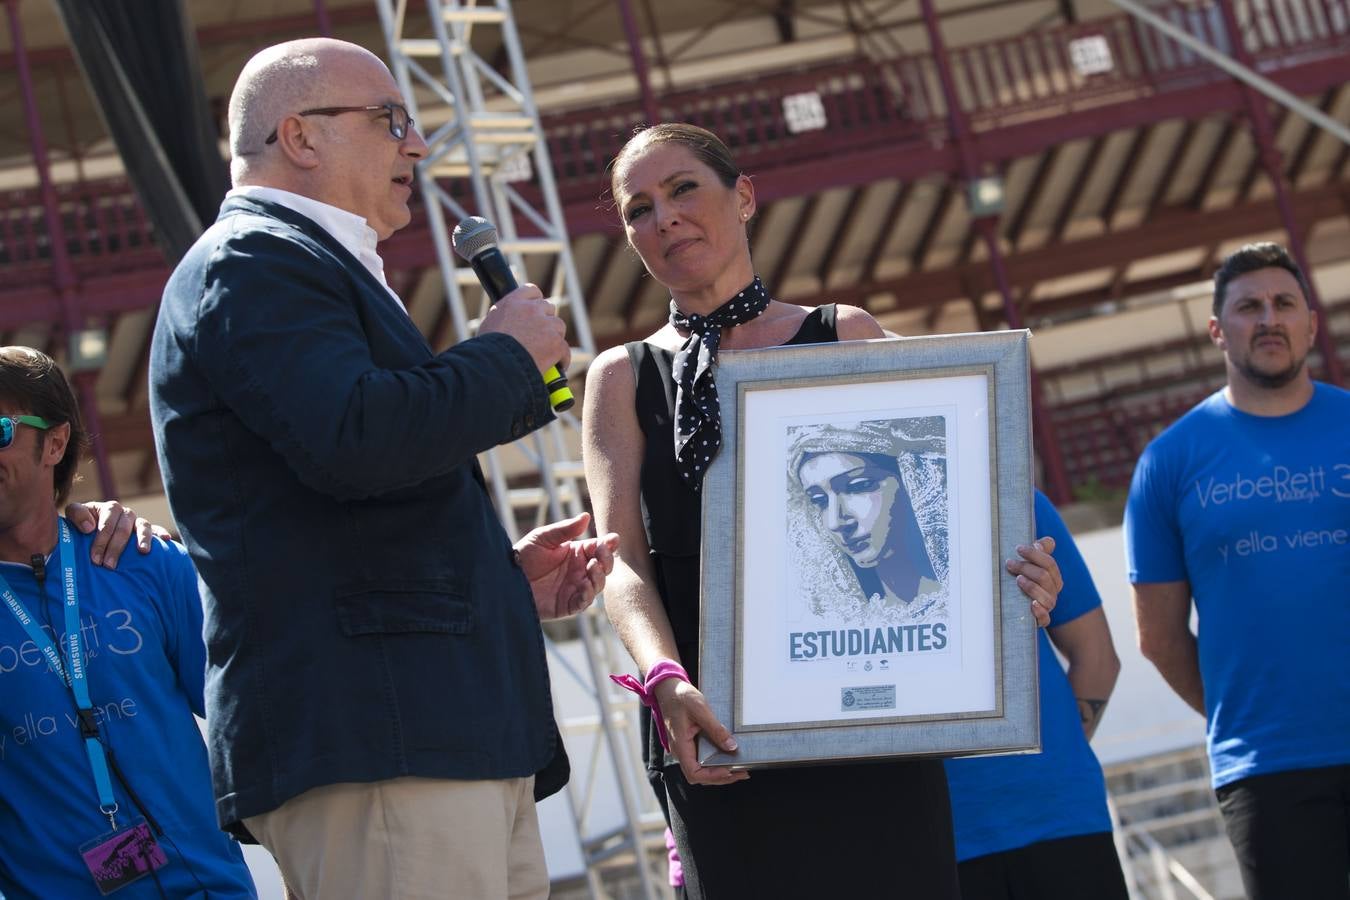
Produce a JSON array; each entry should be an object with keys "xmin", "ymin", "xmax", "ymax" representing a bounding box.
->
[{"xmin": 227, "ymin": 185, "xmax": 407, "ymax": 314}]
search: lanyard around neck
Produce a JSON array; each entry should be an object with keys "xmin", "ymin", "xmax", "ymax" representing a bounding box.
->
[{"xmin": 0, "ymin": 519, "xmax": 119, "ymax": 825}]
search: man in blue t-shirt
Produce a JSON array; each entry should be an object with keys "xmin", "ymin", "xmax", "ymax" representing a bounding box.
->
[
  {"xmin": 0, "ymin": 347, "xmax": 256, "ymax": 899},
  {"xmin": 945, "ymin": 491, "xmax": 1128, "ymax": 899},
  {"xmin": 1125, "ymin": 243, "xmax": 1350, "ymax": 900}
]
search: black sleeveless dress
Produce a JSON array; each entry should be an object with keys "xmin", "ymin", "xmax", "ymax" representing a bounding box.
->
[{"xmin": 624, "ymin": 305, "xmax": 960, "ymax": 899}]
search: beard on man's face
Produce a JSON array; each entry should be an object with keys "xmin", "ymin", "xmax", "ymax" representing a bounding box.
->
[{"xmin": 1234, "ymin": 329, "xmax": 1307, "ymax": 389}]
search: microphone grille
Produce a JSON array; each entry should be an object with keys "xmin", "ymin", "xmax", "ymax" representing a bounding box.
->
[{"xmin": 451, "ymin": 216, "xmax": 498, "ymax": 261}]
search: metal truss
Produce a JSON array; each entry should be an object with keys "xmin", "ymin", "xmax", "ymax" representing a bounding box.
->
[{"xmin": 374, "ymin": 1, "xmax": 665, "ymax": 896}]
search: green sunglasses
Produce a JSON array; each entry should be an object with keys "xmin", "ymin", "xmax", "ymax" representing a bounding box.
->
[{"xmin": 0, "ymin": 415, "xmax": 51, "ymax": 449}]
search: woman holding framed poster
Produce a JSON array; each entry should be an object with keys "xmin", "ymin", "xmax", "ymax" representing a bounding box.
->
[{"xmin": 582, "ymin": 123, "xmax": 1064, "ymax": 898}]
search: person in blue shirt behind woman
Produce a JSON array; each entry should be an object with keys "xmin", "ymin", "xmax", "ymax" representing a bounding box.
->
[{"xmin": 944, "ymin": 491, "xmax": 1129, "ymax": 899}]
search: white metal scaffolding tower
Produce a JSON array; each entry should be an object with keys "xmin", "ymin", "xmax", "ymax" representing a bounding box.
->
[{"xmin": 373, "ymin": 1, "xmax": 665, "ymax": 896}]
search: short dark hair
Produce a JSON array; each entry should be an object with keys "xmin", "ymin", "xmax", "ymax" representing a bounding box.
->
[
  {"xmin": 1212, "ymin": 242, "xmax": 1311, "ymax": 316},
  {"xmin": 0, "ymin": 347, "xmax": 88, "ymax": 505},
  {"xmin": 609, "ymin": 122, "xmax": 742, "ymax": 201}
]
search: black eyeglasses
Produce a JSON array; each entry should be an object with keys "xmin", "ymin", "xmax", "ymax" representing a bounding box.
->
[
  {"xmin": 0, "ymin": 415, "xmax": 51, "ymax": 450},
  {"xmin": 265, "ymin": 103, "xmax": 414, "ymax": 145}
]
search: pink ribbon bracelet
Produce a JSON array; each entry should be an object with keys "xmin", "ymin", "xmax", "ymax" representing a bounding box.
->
[{"xmin": 609, "ymin": 659, "xmax": 690, "ymax": 752}]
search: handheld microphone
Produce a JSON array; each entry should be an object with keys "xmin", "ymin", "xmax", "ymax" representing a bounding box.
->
[{"xmin": 450, "ymin": 217, "xmax": 574, "ymax": 413}]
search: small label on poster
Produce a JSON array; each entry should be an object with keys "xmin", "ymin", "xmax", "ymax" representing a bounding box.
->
[{"xmin": 840, "ymin": 685, "xmax": 896, "ymax": 712}]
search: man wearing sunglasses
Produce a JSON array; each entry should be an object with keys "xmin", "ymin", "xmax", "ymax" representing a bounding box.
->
[
  {"xmin": 150, "ymin": 38, "xmax": 617, "ymax": 899},
  {"xmin": 0, "ymin": 346, "xmax": 258, "ymax": 898}
]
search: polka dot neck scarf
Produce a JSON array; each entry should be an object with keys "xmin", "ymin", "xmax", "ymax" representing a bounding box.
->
[{"xmin": 669, "ymin": 276, "xmax": 771, "ymax": 490}]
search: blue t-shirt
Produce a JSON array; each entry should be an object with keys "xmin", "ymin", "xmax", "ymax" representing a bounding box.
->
[
  {"xmin": 0, "ymin": 527, "xmax": 256, "ymax": 899},
  {"xmin": 944, "ymin": 491, "xmax": 1113, "ymax": 861},
  {"xmin": 1125, "ymin": 383, "xmax": 1350, "ymax": 789}
]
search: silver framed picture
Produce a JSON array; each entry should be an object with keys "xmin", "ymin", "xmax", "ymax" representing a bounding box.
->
[{"xmin": 697, "ymin": 331, "xmax": 1039, "ymax": 768}]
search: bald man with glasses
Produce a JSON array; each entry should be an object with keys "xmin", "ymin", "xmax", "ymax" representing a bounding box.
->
[
  {"xmin": 262, "ymin": 102, "xmax": 415, "ymax": 145},
  {"xmin": 150, "ymin": 38, "xmax": 617, "ymax": 899}
]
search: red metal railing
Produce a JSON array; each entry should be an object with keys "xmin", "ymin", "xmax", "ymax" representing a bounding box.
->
[
  {"xmin": 0, "ymin": 177, "xmax": 160, "ymax": 291},
  {"xmin": 890, "ymin": 0, "xmax": 1348, "ymax": 130},
  {"xmin": 1244, "ymin": 0, "xmax": 1350, "ymax": 63},
  {"xmin": 543, "ymin": 58, "xmax": 934, "ymax": 204},
  {"xmin": 6, "ymin": 0, "xmax": 1345, "ymax": 291},
  {"xmin": 537, "ymin": 0, "xmax": 1349, "ymax": 205}
]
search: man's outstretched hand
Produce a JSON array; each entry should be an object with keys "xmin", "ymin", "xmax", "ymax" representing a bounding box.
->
[{"xmin": 514, "ymin": 512, "xmax": 619, "ymax": 620}]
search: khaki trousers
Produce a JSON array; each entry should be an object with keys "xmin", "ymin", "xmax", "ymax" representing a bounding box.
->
[{"xmin": 243, "ymin": 776, "xmax": 548, "ymax": 900}]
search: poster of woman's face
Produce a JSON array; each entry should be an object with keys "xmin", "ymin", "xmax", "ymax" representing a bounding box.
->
[
  {"xmin": 786, "ymin": 417, "xmax": 950, "ymax": 627},
  {"xmin": 698, "ymin": 334, "xmax": 1036, "ymax": 764},
  {"xmin": 734, "ymin": 367, "xmax": 998, "ymax": 731}
]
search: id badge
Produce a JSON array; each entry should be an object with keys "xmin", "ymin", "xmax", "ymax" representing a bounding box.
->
[{"xmin": 79, "ymin": 818, "xmax": 169, "ymax": 895}]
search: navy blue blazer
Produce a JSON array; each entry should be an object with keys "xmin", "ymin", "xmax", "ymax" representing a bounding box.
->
[{"xmin": 149, "ymin": 196, "xmax": 564, "ymax": 835}]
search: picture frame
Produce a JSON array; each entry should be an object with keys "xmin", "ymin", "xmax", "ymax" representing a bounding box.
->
[{"xmin": 697, "ymin": 331, "xmax": 1039, "ymax": 768}]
